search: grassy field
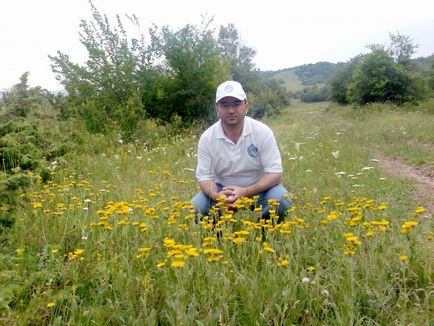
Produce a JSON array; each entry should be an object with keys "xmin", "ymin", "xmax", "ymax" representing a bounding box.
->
[{"xmin": 1, "ymin": 101, "xmax": 433, "ymax": 325}]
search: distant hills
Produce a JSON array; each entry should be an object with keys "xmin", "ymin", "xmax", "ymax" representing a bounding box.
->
[
  {"xmin": 262, "ymin": 55, "xmax": 433, "ymax": 92},
  {"xmin": 260, "ymin": 61, "xmax": 344, "ymax": 92}
]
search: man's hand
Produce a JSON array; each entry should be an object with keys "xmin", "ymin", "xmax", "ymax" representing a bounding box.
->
[{"xmin": 220, "ymin": 186, "xmax": 245, "ymax": 207}]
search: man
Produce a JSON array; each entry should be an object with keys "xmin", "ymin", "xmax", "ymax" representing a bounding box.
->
[{"xmin": 191, "ymin": 80, "xmax": 291, "ymax": 222}]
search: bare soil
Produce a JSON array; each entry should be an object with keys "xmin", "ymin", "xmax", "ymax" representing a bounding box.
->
[{"xmin": 374, "ymin": 152, "xmax": 434, "ymax": 216}]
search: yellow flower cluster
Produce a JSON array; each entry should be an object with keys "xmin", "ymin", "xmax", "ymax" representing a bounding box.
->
[
  {"xmin": 277, "ymin": 256, "xmax": 289, "ymax": 267},
  {"xmin": 401, "ymin": 221, "xmax": 418, "ymax": 234},
  {"xmin": 343, "ymin": 233, "xmax": 361, "ymax": 256},
  {"xmin": 67, "ymin": 248, "xmax": 85, "ymax": 261},
  {"xmin": 136, "ymin": 247, "xmax": 152, "ymax": 259},
  {"xmin": 157, "ymin": 238, "xmax": 200, "ymax": 268},
  {"xmin": 203, "ymin": 248, "xmax": 227, "ymax": 264},
  {"xmin": 22, "ymin": 169, "xmax": 429, "ymax": 274}
]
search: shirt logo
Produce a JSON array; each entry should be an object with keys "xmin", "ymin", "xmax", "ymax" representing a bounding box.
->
[{"xmin": 247, "ymin": 144, "xmax": 258, "ymax": 157}]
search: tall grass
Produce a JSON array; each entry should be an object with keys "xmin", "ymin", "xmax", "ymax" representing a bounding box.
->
[{"xmin": 1, "ymin": 101, "xmax": 432, "ymax": 325}]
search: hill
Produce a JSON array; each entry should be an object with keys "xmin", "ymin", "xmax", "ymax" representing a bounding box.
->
[
  {"xmin": 260, "ymin": 61, "xmax": 344, "ymax": 92},
  {"xmin": 264, "ymin": 55, "xmax": 433, "ymax": 93}
]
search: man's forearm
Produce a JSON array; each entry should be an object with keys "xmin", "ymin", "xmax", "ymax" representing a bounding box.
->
[
  {"xmin": 243, "ymin": 173, "xmax": 282, "ymax": 197},
  {"xmin": 198, "ymin": 180, "xmax": 219, "ymax": 201}
]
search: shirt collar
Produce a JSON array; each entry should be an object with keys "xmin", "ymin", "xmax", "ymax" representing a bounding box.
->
[{"xmin": 216, "ymin": 116, "xmax": 253, "ymax": 140}]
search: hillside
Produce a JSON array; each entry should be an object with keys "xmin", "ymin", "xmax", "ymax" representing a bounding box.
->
[
  {"xmin": 265, "ymin": 56, "xmax": 433, "ymax": 93},
  {"xmin": 260, "ymin": 61, "xmax": 344, "ymax": 92}
]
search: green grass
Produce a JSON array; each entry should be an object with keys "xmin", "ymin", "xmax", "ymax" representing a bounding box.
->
[{"xmin": 0, "ymin": 101, "xmax": 433, "ymax": 325}]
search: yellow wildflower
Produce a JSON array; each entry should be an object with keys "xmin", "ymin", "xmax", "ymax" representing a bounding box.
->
[
  {"xmin": 185, "ymin": 247, "xmax": 199, "ymax": 257},
  {"xmin": 232, "ymin": 237, "xmax": 246, "ymax": 245},
  {"xmin": 171, "ymin": 260, "xmax": 185, "ymax": 268},
  {"xmin": 277, "ymin": 257, "xmax": 289, "ymax": 267},
  {"xmin": 203, "ymin": 248, "xmax": 224, "ymax": 255},
  {"xmin": 157, "ymin": 260, "xmax": 167, "ymax": 268},
  {"xmin": 306, "ymin": 266, "xmax": 316, "ymax": 272},
  {"xmin": 15, "ymin": 248, "xmax": 25, "ymax": 256}
]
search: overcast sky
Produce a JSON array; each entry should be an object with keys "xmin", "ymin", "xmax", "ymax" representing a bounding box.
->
[{"xmin": 1, "ymin": 0, "xmax": 433, "ymax": 90}]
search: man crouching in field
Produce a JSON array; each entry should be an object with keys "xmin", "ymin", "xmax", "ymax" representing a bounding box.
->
[{"xmin": 191, "ymin": 80, "xmax": 291, "ymax": 222}]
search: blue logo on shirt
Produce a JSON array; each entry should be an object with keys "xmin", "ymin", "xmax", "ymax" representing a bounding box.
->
[{"xmin": 247, "ymin": 144, "xmax": 258, "ymax": 157}]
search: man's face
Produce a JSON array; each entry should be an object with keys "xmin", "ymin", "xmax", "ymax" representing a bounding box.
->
[{"xmin": 216, "ymin": 97, "xmax": 248, "ymax": 128}]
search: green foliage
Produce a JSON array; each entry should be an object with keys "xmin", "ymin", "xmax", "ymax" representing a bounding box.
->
[
  {"xmin": 292, "ymin": 62, "xmax": 344, "ymax": 86},
  {"xmin": 301, "ymin": 85, "xmax": 328, "ymax": 103},
  {"xmin": 144, "ymin": 22, "xmax": 228, "ymax": 123},
  {"xmin": 430, "ymin": 57, "xmax": 434, "ymax": 91},
  {"xmin": 50, "ymin": 2, "xmax": 149, "ymax": 136},
  {"xmin": 218, "ymin": 24, "xmax": 259, "ymax": 91},
  {"xmin": 0, "ymin": 115, "xmax": 84, "ymax": 233},
  {"xmin": 248, "ymin": 79, "xmax": 290, "ymax": 116},
  {"xmin": 388, "ymin": 32, "xmax": 416, "ymax": 67},
  {"xmin": 1, "ymin": 101, "xmax": 432, "ymax": 324},
  {"xmin": 329, "ymin": 33, "xmax": 429, "ymax": 105},
  {"xmin": 329, "ymin": 56, "xmax": 362, "ymax": 104},
  {"xmin": 0, "ymin": 120, "xmax": 44, "ymax": 171},
  {"xmin": 0, "ymin": 72, "xmax": 56, "ymax": 117},
  {"xmin": 50, "ymin": 3, "xmax": 290, "ymax": 136},
  {"xmin": 347, "ymin": 48, "xmax": 415, "ymax": 104}
]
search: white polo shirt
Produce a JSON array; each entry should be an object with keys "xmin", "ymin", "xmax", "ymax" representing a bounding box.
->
[{"xmin": 196, "ymin": 116, "xmax": 283, "ymax": 187}]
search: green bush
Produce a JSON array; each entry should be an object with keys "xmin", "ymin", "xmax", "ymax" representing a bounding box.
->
[
  {"xmin": 329, "ymin": 34, "xmax": 429, "ymax": 105},
  {"xmin": 301, "ymin": 85, "xmax": 328, "ymax": 103}
]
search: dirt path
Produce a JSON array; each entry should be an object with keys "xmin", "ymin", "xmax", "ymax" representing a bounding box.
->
[{"xmin": 375, "ymin": 153, "xmax": 434, "ymax": 216}]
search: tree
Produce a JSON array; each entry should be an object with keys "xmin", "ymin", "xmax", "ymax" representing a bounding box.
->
[
  {"xmin": 217, "ymin": 24, "xmax": 258, "ymax": 92},
  {"xmin": 388, "ymin": 32, "xmax": 417, "ymax": 67},
  {"xmin": 430, "ymin": 57, "xmax": 434, "ymax": 91},
  {"xmin": 347, "ymin": 48, "xmax": 410, "ymax": 103},
  {"xmin": 1, "ymin": 72, "xmax": 54, "ymax": 117},
  {"xmin": 329, "ymin": 33, "xmax": 426, "ymax": 105},
  {"xmin": 50, "ymin": 1, "xmax": 151, "ymax": 136},
  {"xmin": 50, "ymin": 2, "xmax": 275, "ymax": 136},
  {"xmin": 328, "ymin": 56, "xmax": 362, "ymax": 104},
  {"xmin": 248, "ymin": 79, "xmax": 290, "ymax": 116},
  {"xmin": 301, "ymin": 85, "xmax": 328, "ymax": 103},
  {"xmin": 144, "ymin": 21, "xmax": 229, "ymax": 123}
]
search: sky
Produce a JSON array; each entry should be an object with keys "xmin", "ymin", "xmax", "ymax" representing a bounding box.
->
[{"xmin": 1, "ymin": 0, "xmax": 433, "ymax": 91}]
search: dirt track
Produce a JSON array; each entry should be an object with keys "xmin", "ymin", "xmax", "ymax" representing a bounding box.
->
[{"xmin": 375, "ymin": 153, "xmax": 434, "ymax": 216}]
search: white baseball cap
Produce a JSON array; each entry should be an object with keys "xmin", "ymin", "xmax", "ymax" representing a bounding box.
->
[{"xmin": 215, "ymin": 80, "xmax": 247, "ymax": 103}]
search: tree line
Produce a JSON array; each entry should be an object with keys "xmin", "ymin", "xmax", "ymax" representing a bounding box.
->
[
  {"xmin": 45, "ymin": 2, "xmax": 289, "ymax": 139},
  {"xmin": 1, "ymin": 3, "xmax": 434, "ymax": 136}
]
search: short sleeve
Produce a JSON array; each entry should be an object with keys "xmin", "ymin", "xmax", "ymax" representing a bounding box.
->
[{"xmin": 195, "ymin": 135, "xmax": 216, "ymax": 182}]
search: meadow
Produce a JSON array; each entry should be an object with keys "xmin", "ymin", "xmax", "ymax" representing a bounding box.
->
[{"xmin": 1, "ymin": 101, "xmax": 433, "ymax": 325}]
